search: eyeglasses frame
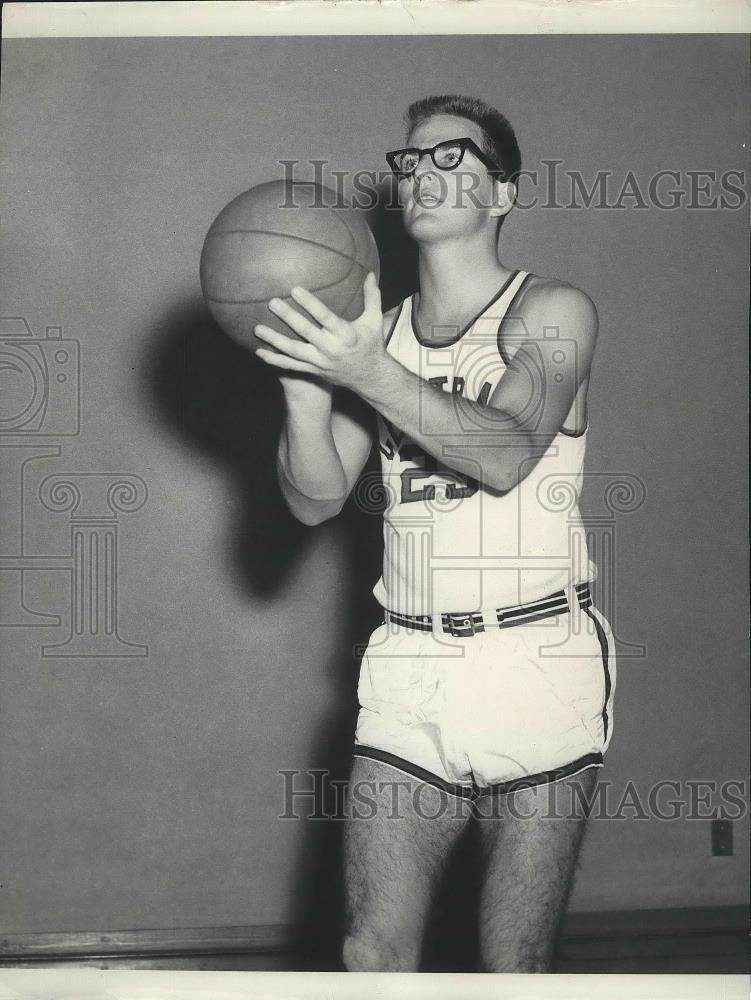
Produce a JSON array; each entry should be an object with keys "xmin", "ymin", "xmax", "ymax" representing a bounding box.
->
[{"xmin": 385, "ymin": 136, "xmax": 506, "ymax": 181}]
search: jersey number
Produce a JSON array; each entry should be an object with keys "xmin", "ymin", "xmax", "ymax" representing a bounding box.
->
[{"xmin": 399, "ymin": 444, "xmax": 478, "ymax": 503}]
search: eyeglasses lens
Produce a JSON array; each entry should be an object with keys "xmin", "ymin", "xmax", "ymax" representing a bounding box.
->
[
  {"xmin": 433, "ymin": 142, "xmax": 463, "ymax": 168},
  {"xmin": 395, "ymin": 150, "xmax": 419, "ymax": 174}
]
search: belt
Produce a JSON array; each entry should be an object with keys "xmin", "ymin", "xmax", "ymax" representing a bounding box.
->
[{"xmin": 385, "ymin": 582, "xmax": 593, "ymax": 637}]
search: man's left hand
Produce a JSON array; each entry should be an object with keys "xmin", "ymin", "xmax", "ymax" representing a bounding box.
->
[{"xmin": 254, "ymin": 271, "xmax": 385, "ymax": 395}]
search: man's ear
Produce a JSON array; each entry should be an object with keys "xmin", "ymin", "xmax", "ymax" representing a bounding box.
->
[{"xmin": 489, "ymin": 178, "xmax": 516, "ymax": 219}]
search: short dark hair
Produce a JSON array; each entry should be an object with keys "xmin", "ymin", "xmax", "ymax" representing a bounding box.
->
[{"xmin": 404, "ymin": 94, "xmax": 522, "ymax": 185}]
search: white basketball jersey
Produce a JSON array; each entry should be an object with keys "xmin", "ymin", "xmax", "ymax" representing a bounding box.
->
[{"xmin": 372, "ymin": 269, "xmax": 598, "ymax": 615}]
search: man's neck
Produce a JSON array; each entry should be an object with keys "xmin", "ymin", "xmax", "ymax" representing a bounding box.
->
[{"xmin": 414, "ymin": 236, "xmax": 514, "ymax": 336}]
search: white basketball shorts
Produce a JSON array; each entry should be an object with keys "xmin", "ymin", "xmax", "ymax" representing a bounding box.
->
[{"xmin": 353, "ymin": 584, "xmax": 616, "ymax": 801}]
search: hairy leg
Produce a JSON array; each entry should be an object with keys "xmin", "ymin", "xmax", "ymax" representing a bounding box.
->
[
  {"xmin": 473, "ymin": 765, "xmax": 599, "ymax": 973},
  {"xmin": 342, "ymin": 755, "xmax": 473, "ymax": 972}
]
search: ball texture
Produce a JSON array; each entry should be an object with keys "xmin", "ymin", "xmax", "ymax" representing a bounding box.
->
[{"xmin": 200, "ymin": 180, "xmax": 380, "ymax": 354}]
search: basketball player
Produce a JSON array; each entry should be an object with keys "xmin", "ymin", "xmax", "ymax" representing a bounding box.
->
[{"xmin": 253, "ymin": 95, "xmax": 616, "ymax": 973}]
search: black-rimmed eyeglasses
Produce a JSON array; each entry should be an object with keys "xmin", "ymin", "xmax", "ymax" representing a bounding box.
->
[{"xmin": 386, "ymin": 137, "xmax": 504, "ymax": 180}]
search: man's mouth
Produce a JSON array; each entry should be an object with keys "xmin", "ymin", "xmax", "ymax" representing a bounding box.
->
[{"xmin": 415, "ymin": 191, "xmax": 440, "ymax": 206}]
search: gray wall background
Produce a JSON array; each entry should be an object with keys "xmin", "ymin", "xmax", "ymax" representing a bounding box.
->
[{"xmin": 0, "ymin": 34, "xmax": 748, "ymax": 937}]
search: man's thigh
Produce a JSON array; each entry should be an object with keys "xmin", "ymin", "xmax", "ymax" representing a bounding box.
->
[
  {"xmin": 473, "ymin": 765, "xmax": 599, "ymax": 973},
  {"xmin": 342, "ymin": 755, "xmax": 472, "ymax": 971}
]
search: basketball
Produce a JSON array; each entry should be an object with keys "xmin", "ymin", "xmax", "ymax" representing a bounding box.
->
[{"xmin": 199, "ymin": 180, "xmax": 380, "ymax": 354}]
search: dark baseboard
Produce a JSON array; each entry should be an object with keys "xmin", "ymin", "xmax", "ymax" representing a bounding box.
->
[
  {"xmin": 0, "ymin": 922, "xmax": 297, "ymax": 964},
  {"xmin": 557, "ymin": 905, "xmax": 749, "ymax": 963},
  {"xmin": 0, "ymin": 906, "xmax": 747, "ymax": 968}
]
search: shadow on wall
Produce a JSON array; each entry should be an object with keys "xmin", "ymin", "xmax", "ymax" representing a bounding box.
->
[
  {"xmin": 138, "ymin": 184, "xmax": 485, "ymax": 970},
  {"xmin": 142, "ymin": 294, "xmax": 376, "ymax": 966},
  {"xmin": 145, "ymin": 298, "xmax": 307, "ymax": 594}
]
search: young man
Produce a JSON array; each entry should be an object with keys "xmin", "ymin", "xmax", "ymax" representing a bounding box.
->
[{"xmin": 254, "ymin": 94, "xmax": 616, "ymax": 973}]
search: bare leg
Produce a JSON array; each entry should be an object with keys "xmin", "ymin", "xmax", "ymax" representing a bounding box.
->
[
  {"xmin": 473, "ymin": 765, "xmax": 598, "ymax": 973},
  {"xmin": 342, "ymin": 755, "xmax": 473, "ymax": 972}
]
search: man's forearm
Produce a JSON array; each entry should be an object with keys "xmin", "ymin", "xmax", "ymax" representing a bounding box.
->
[
  {"xmin": 277, "ymin": 452, "xmax": 345, "ymax": 524},
  {"xmin": 357, "ymin": 355, "xmax": 531, "ymax": 492},
  {"xmin": 280, "ymin": 403, "xmax": 347, "ymax": 500}
]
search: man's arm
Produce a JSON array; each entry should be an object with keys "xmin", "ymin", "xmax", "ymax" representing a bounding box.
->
[
  {"xmin": 275, "ymin": 304, "xmax": 398, "ymax": 525},
  {"xmin": 277, "ymin": 381, "xmax": 375, "ymax": 525},
  {"xmin": 356, "ymin": 283, "xmax": 598, "ymax": 493},
  {"xmin": 254, "ymin": 276, "xmax": 597, "ymax": 495}
]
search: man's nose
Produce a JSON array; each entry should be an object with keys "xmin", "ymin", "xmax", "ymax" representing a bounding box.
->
[{"xmin": 413, "ymin": 156, "xmax": 437, "ymax": 182}]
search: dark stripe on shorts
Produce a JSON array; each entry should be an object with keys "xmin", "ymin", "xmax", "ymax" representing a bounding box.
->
[
  {"xmin": 583, "ymin": 607, "xmax": 611, "ymax": 742},
  {"xmin": 472, "ymin": 751, "xmax": 604, "ymax": 798},
  {"xmin": 352, "ymin": 744, "xmax": 474, "ymax": 799}
]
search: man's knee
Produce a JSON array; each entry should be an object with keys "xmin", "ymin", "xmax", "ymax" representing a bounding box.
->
[{"xmin": 342, "ymin": 932, "xmax": 420, "ymax": 973}]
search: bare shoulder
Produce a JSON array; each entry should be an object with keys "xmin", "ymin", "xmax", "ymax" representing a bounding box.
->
[
  {"xmin": 499, "ymin": 272, "xmax": 598, "ymax": 374},
  {"xmin": 516, "ymin": 274, "xmax": 598, "ymax": 331}
]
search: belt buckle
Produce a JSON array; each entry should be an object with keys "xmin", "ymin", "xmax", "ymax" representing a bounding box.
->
[{"xmin": 444, "ymin": 613, "xmax": 477, "ymax": 637}]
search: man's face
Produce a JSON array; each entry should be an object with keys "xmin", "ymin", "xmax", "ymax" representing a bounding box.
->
[{"xmin": 397, "ymin": 114, "xmax": 501, "ymax": 243}]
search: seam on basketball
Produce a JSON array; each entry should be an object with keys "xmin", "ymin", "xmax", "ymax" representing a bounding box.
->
[{"xmin": 204, "ymin": 227, "xmax": 357, "ymax": 264}]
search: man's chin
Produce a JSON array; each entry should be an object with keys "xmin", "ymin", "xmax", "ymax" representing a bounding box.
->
[{"xmin": 404, "ymin": 212, "xmax": 452, "ymax": 241}]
